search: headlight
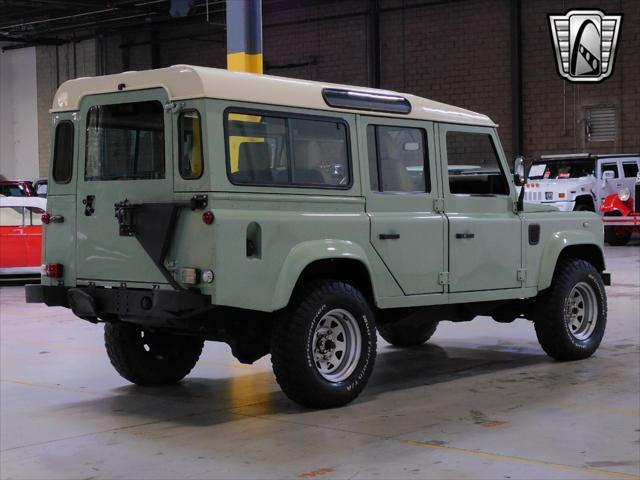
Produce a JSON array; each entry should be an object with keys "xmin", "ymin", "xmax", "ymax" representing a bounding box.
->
[{"xmin": 618, "ymin": 187, "xmax": 631, "ymax": 202}]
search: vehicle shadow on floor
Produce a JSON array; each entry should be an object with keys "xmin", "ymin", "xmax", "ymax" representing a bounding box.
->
[{"xmin": 61, "ymin": 341, "xmax": 549, "ymax": 427}]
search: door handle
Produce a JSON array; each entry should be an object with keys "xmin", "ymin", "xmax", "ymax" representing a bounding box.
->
[
  {"xmin": 455, "ymin": 233, "xmax": 475, "ymax": 239},
  {"xmin": 82, "ymin": 195, "xmax": 95, "ymax": 216},
  {"xmin": 378, "ymin": 233, "xmax": 400, "ymax": 240}
]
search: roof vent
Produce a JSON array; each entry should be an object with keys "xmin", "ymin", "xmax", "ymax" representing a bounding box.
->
[{"xmin": 322, "ymin": 88, "xmax": 411, "ymax": 114}]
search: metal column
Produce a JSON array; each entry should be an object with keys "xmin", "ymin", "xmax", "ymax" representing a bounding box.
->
[{"xmin": 226, "ymin": 0, "xmax": 263, "ymax": 74}]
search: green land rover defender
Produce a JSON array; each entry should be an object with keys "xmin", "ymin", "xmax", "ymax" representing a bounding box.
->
[{"xmin": 27, "ymin": 65, "xmax": 609, "ymax": 408}]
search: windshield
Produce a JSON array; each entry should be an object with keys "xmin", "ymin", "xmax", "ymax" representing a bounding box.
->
[{"xmin": 528, "ymin": 159, "xmax": 595, "ymax": 179}]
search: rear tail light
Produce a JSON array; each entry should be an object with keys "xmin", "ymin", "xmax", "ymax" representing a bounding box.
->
[
  {"xmin": 202, "ymin": 211, "xmax": 214, "ymax": 225},
  {"xmin": 41, "ymin": 212, "xmax": 51, "ymax": 224},
  {"xmin": 42, "ymin": 263, "xmax": 63, "ymax": 278}
]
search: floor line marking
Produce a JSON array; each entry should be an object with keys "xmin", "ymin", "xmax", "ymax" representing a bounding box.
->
[
  {"xmin": 400, "ymin": 439, "xmax": 640, "ymax": 480},
  {"xmin": 558, "ymin": 402, "xmax": 640, "ymax": 416},
  {"xmin": 0, "ymin": 378, "xmax": 100, "ymax": 396}
]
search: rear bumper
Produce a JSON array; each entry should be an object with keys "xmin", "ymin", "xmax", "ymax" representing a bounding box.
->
[{"xmin": 26, "ymin": 284, "xmax": 211, "ymax": 320}]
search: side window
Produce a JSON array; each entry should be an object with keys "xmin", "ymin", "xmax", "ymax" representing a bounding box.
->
[
  {"xmin": 367, "ymin": 125, "xmax": 429, "ymax": 193},
  {"xmin": 0, "ymin": 207, "xmax": 24, "ymax": 226},
  {"xmin": 225, "ymin": 110, "xmax": 350, "ymax": 187},
  {"xmin": 622, "ymin": 162, "xmax": 639, "ymax": 178},
  {"xmin": 446, "ymin": 131, "xmax": 509, "ymax": 195},
  {"xmin": 53, "ymin": 121, "xmax": 74, "ymax": 184},
  {"xmin": 178, "ymin": 110, "xmax": 204, "ymax": 179},
  {"xmin": 601, "ymin": 163, "xmax": 618, "ymax": 178}
]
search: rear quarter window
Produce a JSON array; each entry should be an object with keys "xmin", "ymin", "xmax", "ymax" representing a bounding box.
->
[{"xmin": 53, "ymin": 121, "xmax": 74, "ymax": 184}]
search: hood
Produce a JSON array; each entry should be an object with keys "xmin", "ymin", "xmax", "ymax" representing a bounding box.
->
[
  {"xmin": 527, "ymin": 175, "xmax": 595, "ymax": 189},
  {"xmin": 522, "ymin": 202, "xmax": 559, "ymax": 212}
]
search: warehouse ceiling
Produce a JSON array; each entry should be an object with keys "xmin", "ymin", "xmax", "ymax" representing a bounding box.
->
[{"xmin": 0, "ymin": 0, "xmax": 232, "ymax": 48}]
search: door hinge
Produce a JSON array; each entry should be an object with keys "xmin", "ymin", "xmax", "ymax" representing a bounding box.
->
[
  {"xmin": 512, "ymin": 200, "xmax": 519, "ymax": 214},
  {"xmin": 438, "ymin": 271, "xmax": 450, "ymax": 285},
  {"xmin": 517, "ymin": 268, "xmax": 527, "ymax": 282},
  {"xmin": 433, "ymin": 198, "xmax": 444, "ymax": 213}
]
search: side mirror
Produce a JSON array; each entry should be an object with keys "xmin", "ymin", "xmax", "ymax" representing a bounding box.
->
[
  {"xmin": 514, "ymin": 155, "xmax": 526, "ymax": 212},
  {"xmin": 602, "ymin": 170, "xmax": 615, "ymax": 180}
]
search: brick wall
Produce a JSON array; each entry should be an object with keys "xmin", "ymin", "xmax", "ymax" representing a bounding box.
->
[{"xmin": 34, "ymin": 0, "xmax": 639, "ymax": 175}]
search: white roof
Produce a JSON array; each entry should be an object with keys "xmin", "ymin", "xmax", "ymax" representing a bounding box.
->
[
  {"xmin": 51, "ymin": 65, "xmax": 496, "ymax": 127},
  {"xmin": 0, "ymin": 196, "xmax": 47, "ymax": 209}
]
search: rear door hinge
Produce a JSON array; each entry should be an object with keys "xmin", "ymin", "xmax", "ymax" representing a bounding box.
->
[
  {"xmin": 517, "ymin": 268, "xmax": 527, "ymax": 282},
  {"xmin": 433, "ymin": 198, "xmax": 445, "ymax": 213},
  {"xmin": 438, "ymin": 271, "xmax": 450, "ymax": 285}
]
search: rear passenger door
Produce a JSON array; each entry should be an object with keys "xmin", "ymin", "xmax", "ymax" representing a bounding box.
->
[
  {"xmin": 439, "ymin": 124, "xmax": 522, "ymax": 292},
  {"xmin": 361, "ymin": 116, "xmax": 445, "ymax": 295}
]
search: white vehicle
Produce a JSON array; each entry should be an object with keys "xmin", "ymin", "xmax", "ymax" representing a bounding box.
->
[{"xmin": 524, "ymin": 153, "xmax": 640, "ymax": 212}]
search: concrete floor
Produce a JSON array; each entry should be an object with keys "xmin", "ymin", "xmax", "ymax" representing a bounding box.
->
[{"xmin": 1, "ymin": 244, "xmax": 639, "ymax": 480}]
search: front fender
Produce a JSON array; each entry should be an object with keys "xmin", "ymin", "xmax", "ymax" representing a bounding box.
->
[
  {"xmin": 600, "ymin": 194, "xmax": 633, "ymax": 216},
  {"xmin": 271, "ymin": 239, "xmax": 373, "ymax": 311},
  {"xmin": 538, "ymin": 230, "xmax": 605, "ymax": 290}
]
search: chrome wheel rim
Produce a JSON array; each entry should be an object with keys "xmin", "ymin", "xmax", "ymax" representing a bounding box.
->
[
  {"xmin": 565, "ymin": 282, "xmax": 598, "ymax": 341},
  {"xmin": 312, "ymin": 308, "xmax": 362, "ymax": 382}
]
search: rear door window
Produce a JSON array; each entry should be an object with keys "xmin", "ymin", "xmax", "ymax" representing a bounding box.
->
[
  {"xmin": 367, "ymin": 125, "xmax": 429, "ymax": 193},
  {"xmin": 85, "ymin": 101, "xmax": 165, "ymax": 181}
]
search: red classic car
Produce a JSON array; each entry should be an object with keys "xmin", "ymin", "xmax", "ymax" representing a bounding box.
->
[
  {"xmin": 0, "ymin": 196, "xmax": 47, "ymax": 275},
  {"xmin": 0, "ymin": 179, "xmax": 36, "ymax": 197},
  {"xmin": 600, "ymin": 174, "xmax": 640, "ymax": 246}
]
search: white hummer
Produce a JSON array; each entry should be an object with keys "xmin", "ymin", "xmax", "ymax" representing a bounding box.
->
[{"xmin": 524, "ymin": 153, "xmax": 640, "ymax": 212}]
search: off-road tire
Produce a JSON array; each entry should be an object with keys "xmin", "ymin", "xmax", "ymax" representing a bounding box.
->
[
  {"xmin": 105, "ymin": 322, "xmax": 204, "ymax": 386},
  {"xmin": 271, "ymin": 280, "xmax": 377, "ymax": 409},
  {"xmin": 378, "ymin": 320, "xmax": 438, "ymax": 347},
  {"xmin": 534, "ymin": 259, "xmax": 607, "ymax": 361}
]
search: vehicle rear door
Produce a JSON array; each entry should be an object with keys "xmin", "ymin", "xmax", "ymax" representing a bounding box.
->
[
  {"xmin": 360, "ymin": 116, "xmax": 446, "ymax": 295},
  {"xmin": 75, "ymin": 89, "xmax": 174, "ymax": 284}
]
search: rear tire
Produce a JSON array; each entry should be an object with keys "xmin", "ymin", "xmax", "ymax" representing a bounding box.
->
[
  {"xmin": 271, "ymin": 280, "xmax": 377, "ymax": 409},
  {"xmin": 378, "ymin": 320, "xmax": 438, "ymax": 347},
  {"xmin": 534, "ymin": 259, "xmax": 606, "ymax": 361},
  {"xmin": 105, "ymin": 322, "xmax": 204, "ymax": 386}
]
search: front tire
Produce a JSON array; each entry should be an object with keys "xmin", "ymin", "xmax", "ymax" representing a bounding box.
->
[
  {"xmin": 604, "ymin": 214, "xmax": 631, "ymax": 246},
  {"xmin": 534, "ymin": 259, "xmax": 607, "ymax": 361},
  {"xmin": 271, "ymin": 280, "xmax": 377, "ymax": 409},
  {"xmin": 105, "ymin": 322, "xmax": 204, "ymax": 386}
]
